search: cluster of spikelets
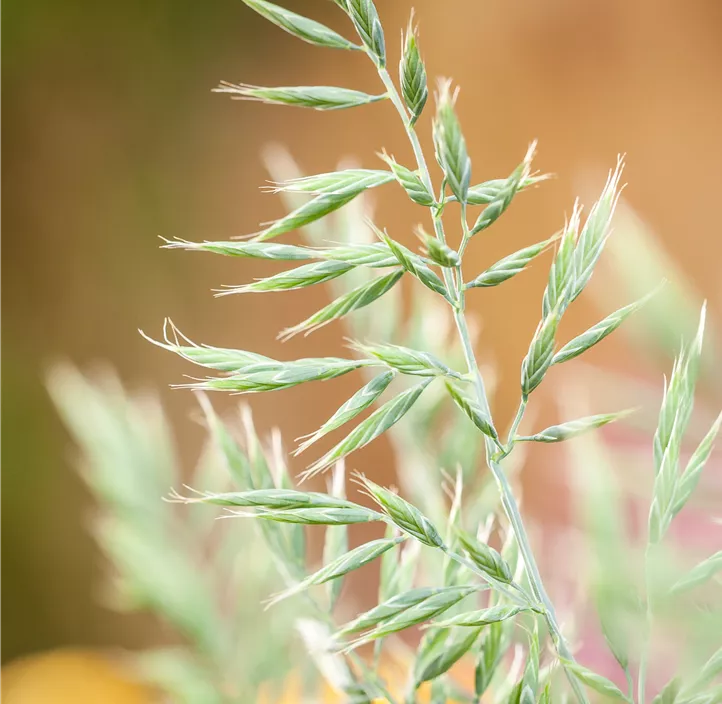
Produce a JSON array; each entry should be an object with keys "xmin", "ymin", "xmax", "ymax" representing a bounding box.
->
[
  {"xmin": 51, "ymin": 1, "xmax": 722, "ymax": 703},
  {"xmin": 138, "ymin": 0, "xmax": 722, "ymax": 702}
]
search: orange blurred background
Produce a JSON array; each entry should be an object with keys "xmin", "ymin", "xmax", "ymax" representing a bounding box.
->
[{"xmin": 3, "ymin": 0, "xmax": 722, "ymax": 679}]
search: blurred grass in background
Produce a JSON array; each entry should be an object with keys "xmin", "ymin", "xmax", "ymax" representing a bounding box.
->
[{"xmin": 3, "ymin": 0, "xmax": 722, "ymax": 678}]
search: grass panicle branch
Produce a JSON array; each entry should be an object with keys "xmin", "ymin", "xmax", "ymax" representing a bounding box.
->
[{"xmin": 53, "ymin": 1, "xmax": 720, "ymax": 702}]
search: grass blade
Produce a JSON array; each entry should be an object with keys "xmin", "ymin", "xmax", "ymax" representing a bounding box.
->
[
  {"xmin": 214, "ymin": 82, "xmax": 387, "ymax": 111},
  {"xmin": 242, "ymin": 0, "xmax": 360, "ymax": 51},
  {"xmin": 466, "ymin": 235, "xmax": 555, "ymax": 289},
  {"xmin": 280, "ymin": 269, "xmax": 403, "ymax": 339},
  {"xmin": 295, "ymin": 370, "xmax": 396, "ymax": 454},
  {"xmin": 217, "ymin": 260, "xmax": 354, "ymax": 295}
]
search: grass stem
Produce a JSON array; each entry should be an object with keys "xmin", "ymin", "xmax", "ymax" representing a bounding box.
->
[{"xmin": 375, "ymin": 58, "xmax": 589, "ymax": 704}]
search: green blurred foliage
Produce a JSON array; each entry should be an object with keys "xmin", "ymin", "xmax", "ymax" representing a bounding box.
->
[{"xmin": 1, "ymin": 0, "xmax": 261, "ymax": 662}]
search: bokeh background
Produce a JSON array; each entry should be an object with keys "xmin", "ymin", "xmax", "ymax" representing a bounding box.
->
[{"xmin": 3, "ymin": 0, "xmax": 722, "ymax": 689}]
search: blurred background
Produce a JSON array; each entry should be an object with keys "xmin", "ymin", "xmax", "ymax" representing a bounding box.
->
[{"xmin": 3, "ymin": 0, "xmax": 722, "ymax": 697}]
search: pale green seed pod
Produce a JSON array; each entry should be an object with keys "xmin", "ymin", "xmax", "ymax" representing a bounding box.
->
[
  {"xmin": 359, "ymin": 476, "xmax": 444, "ymax": 547},
  {"xmin": 520, "ymin": 309, "xmax": 560, "ymax": 396},
  {"xmin": 338, "ymin": 586, "xmax": 443, "ymax": 635},
  {"xmin": 570, "ymin": 158, "xmax": 624, "ymax": 302},
  {"xmin": 279, "ymin": 269, "xmax": 403, "ymax": 339},
  {"xmin": 162, "ymin": 238, "xmax": 317, "ymax": 261},
  {"xmin": 559, "ymin": 659, "xmax": 629, "ymax": 702},
  {"xmin": 448, "ymin": 174, "xmax": 548, "ymax": 205},
  {"xmin": 268, "ymin": 168, "xmax": 394, "ymax": 195},
  {"xmin": 142, "ymin": 320, "xmax": 272, "ymax": 373},
  {"xmin": 414, "ymin": 626, "xmax": 482, "ymax": 684},
  {"xmin": 172, "ymin": 487, "xmax": 362, "ymax": 511},
  {"xmin": 267, "ymin": 536, "xmax": 404, "ymax": 606},
  {"xmin": 295, "ymin": 371, "xmax": 396, "ymax": 454},
  {"xmin": 433, "ymin": 80, "xmax": 471, "ymax": 204},
  {"xmin": 378, "ymin": 151, "xmax": 434, "ymax": 206},
  {"xmin": 470, "ymin": 143, "xmax": 536, "ymax": 236},
  {"xmin": 303, "ymin": 379, "xmax": 433, "ymax": 478},
  {"xmin": 542, "ymin": 205, "xmax": 579, "ymax": 318},
  {"xmin": 356, "ymin": 341, "xmax": 460, "ymax": 378},
  {"xmin": 242, "ymin": 0, "xmax": 361, "ymax": 51},
  {"xmin": 475, "ymin": 623, "xmax": 505, "ymax": 698},
  {"xmin": 445, "ymin": 383, "xmax": 499, "ymax": 443},
  {"xmin": 672, "ymin": 411, "xmax": 722, "ymax": 517},
  {"xmin": 429, "ymin": 604, "xmax": 526, "ymax": 629},
  {"xmin": 317, "ymin": 242, "xmax": 400, "ymax": 268},
  {"xmin": 669, "ymin": 551, "xmax": 722, "ymax": 596},
  {"xmin": 466, "ymin": 236, "xmax": 555, "ymax": 289},
  {"xmin": 419, "ymin": 229, "xmax": 460, "ymax": 268},
  {"xmin": 552, "ymin": 293, "xmax": 652, "ymax": 365},
  {"xmin": 247, "ymin": 506, "xmax": 380, "ymax": 525},
  {"xmin": 519, "ymin": 411, "xmax": 632, "ymax": 444},
  {"xmin": 214, "ymin": 82, "xmax": 386, "ymax": 110},
  {"xmin": 399, "ymin": 15, "xmax": 428, "ymax": 124},
  {"xmin": 456, "ymin": 529, "xmax": 512, "ymax": 584},
  {"xmin": 217, "ymin": 261, "xmax": 354, "ymax": 295},
  {"xmin": 345, "ymin": 0, "xmax": 386, "ymax": 67},
  {"xmin": 177, "ymin": 356, "xmax": 368, "ymax": 394},
  {"xmin": 372, "ymin": 225, "xmax": 451, "ymax": 301},
  {"xmin": 345, "ymin": 585, "xmax": 477, "ymax": 648}
]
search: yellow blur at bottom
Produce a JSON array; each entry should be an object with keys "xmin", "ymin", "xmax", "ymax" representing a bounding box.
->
[
  {"xmin": 258, "ymin": 664, "xmax": 473, "ymax": 704},
  {"xmin": 1, "ymin": 649, "xmax": 153, "ymax": 704},
  {"xmin": 1, "ymin": 650, "xmax": 472, "ymax": 703}
]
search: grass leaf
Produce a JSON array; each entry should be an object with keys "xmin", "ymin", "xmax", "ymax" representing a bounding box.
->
[
  {"xmin": 669, "ymin": 551, "xmax": 722, "ymax": 596},
  {"xmin": 429, "ymin": 604, "xmax": 527, "ymax": 629},
  {"xmin": 268, "ymin": 168, "xmax": 393, "ymax": 195},
  {"xmin": 400, "ymin": 14, "xmax": 428, "ymax": 124},
  {"xmin": 518, "ymin": 410, "xmax": 632, "ymax": 443},
  {"xmin": 470, "ymin": 142, "xmax": 536, "ymax": 235},
  {"xmin": 378, "ymin": 151, "xmax": 434, "ymax": 206},
  {"xmin": 466, "ymin": 234, "xmax": 555, "ymax": 289},
  {"xmin": 456, "ymin": 528, "xmax": 513, "ymax": 584},
  {"xmin": 303, "ymin": 379, "xmax": 433, "ymax": 477},
  {"xmin": 242, "ymin": 0, "xmax": 360, "ymax": 51},
  {"xmin": 433, "ymin": 80, "xmax": 471, "ymax": 204},
  {"xmin": 445, "ymin": 382, "xmax": 500, "ymax": 443},
  {"xmin": 414, "ymin": 626, "xmax": 482, "ymax": 683},
  {"xmin": 268, "ymin": 536, "xmax": 403, "ymax": 606},
  {"xmin": 552, "ymin": 292, "xmax": 654, "ymax": 365},
  {"xmin": 560, "ymin": 660, "xmax": 631, "ymax": 702},
  {"xmin": 162, "ymin": 238, "xmax": 316, "ymax": 261},
  {"xmin": 345, "ymin": 0, "xmax": 386, "ymax": 67},
  {"xmin": 295, "ymin": 370, "xmax": 396, "ymax": 454},
  {"xmin": 358, "ymin": 476, "xmax": 444, "ymax": 547},
  {"xmin": 280, "ymin": 269, "xmax": 403, "ymax": 339},
  {"xmin": 521, "ymin": 309, "xmax": 560, "ymax": 396},
  {"xmin": 214, "ymin": 82, "xmax": 387, "ymax": 111},
  {"xmin": 217, "ymin": 260, "xmax": 354, "ymax": 294},
  {"xmin": 356, "ymin": 341, "xmax": 460, "ymax": 378}
]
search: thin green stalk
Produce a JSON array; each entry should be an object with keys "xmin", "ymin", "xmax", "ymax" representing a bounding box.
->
[
  {"xmin": 375, "ymin": 59, "xmax": 589, "ymax": 704},
  {"xmin": 626, "ymin": 668, "xmax": 635, "ymax": 702},
  {"xmin": 507, "ymin": 397, "xmax": 528, "ymax": 448},
  {"xmin": 377, "ymin": 68, "xmax": 459, "ymax": 305},
  {"xmin": 441, "ymin": 546, "xmax": 534, "ymax": 609},
  {"xmin": 454, "ymin": 305, "xmax": 589, "ymax": 704},
  {"xmin": 638, "ymin": 546, "xmax": 654, "ymax": 704}
]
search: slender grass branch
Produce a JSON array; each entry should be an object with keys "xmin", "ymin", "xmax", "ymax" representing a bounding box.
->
[
  {"xmin": 638, "ymin": 545, "xmax": 654, "ymax": 704},
  {"xmin": 375, "ymin": 52, "xmax": 589, "ymax": 704},
  {"xmin": 506, "ymin": 397, "xmax": 528, "ymax": 448},
  {"xmin": 441, "ymin": 546, "xmax": 534, "ymax": 609},
  {"xmin": 377, "ymin": 67, "xmax": 459, "ymax": 306}
]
